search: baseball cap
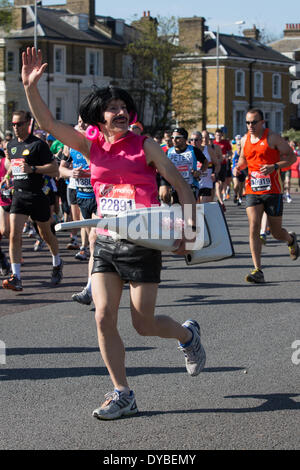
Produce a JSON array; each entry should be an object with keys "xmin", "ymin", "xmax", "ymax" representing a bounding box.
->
[{"xmin": 172, "ymin": 127, "xmax": 188, "ymax": 140}]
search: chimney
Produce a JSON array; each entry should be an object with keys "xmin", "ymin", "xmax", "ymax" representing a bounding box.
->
[
  {"xmin": 66, "ymin": 0, "xmax": 95, "ymax": 26},
  {"xmin": 12, "ymin": 7, "xmax": 27, "ymax": 30},
  {"xmin": 284, "ymin": 23, "xmax": 300, "ymax": 37},
  {"xmin": 243, "ymin": 25, "xmax": 260, "ymax": 40},
  {"xmin": 131, "ymin": 11, "xmax": 158, "ymax": 33},
  {"xmin": 178, "ymin": 17, "xmax": 206, "ymax": 52}
]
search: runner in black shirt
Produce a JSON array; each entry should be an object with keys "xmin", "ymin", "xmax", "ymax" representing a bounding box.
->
[{"xmin": 2, "ymin": 110, "xmax": 64, "ymax": 291}]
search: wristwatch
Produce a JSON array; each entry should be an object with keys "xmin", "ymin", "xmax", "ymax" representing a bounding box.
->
[
  {"xmin": 274, "ymin": 163, "xmax": 279, "ymax": 171},
  {"xmin": 31, "ymin": 166, "xmax": 37, "ymax": 173}
]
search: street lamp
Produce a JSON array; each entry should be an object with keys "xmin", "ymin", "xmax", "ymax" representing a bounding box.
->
[{"xmin": 216, "ymin": 20, "xmax": 245, "ymax": 129}]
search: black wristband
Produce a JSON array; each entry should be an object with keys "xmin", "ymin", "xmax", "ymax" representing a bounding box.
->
[
  {"xmin": 31, "ymin": 166, "xmax": 37, "ymax": 173},
  {"xmin": 274, "ymin": 163, "xmax": 279, "ymax": 171}
]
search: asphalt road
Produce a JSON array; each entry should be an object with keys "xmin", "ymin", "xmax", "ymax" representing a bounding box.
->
[{"xmin": 0, "ymin": 194, "xmax": 300, "ymax": 451}]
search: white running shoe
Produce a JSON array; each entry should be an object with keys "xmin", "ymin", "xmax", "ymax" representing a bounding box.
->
[
  {"xmin": 92, "ymin": 390, "xmax": 138, "ymax": 420},
  {"xmin": 179, "ymin": 320, "xmax": 206, "ymax": 376},
  {"xmin": 72, "ymin": 287, "xmax": 92, "ymax": 305}
]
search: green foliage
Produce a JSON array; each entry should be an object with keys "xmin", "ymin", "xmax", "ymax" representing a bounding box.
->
[
  {"xmin": 126, "ymin": 15, "xmax": 186, "ymax": 133},
  {"xmin": 0, "ymin": 0, "xmax": 12, "ymax": 31},
  {"xmin": 282, "ymin": 128, "xmax": 300, "ymax": 143}
]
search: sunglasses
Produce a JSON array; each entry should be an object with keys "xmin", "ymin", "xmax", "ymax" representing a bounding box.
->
[
  {"xmin": 172, "ymin": 136, "xmax": 185, "ymax": 140},
  {"xmin": 11, "ymin": 121, "xmax": 27, "ymax": 128},
  {"xmin": 190, "ymin": 138, "xmax": 200, "ymax": 142},
  {"xmin": 246, "ymin": 120, "xmax": 261, "ymax": 126}
]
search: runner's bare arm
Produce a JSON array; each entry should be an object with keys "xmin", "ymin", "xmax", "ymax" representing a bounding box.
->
[
  {"xmin": 144, "ymin": 138, "xmax": 197, "ymax": 231},
  {"xmin": 234, "ymin": 136, "xmax": 247, "ymax": 175},
  {"xmin": 22, "ymin": 47, "xmax": 90, "ymax": 161}
]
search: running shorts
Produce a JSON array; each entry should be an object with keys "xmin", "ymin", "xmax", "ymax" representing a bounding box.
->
[
  {"xmin": 217, "ymin": 164, "xmax": 226, "ymax": 182},
  {"xmin": 77, "ymin": 197, "xmax": 97, "ymax": 220},
  {"xmin": 245, "ymin": 193, "xmax": 283, "ymax": 217},
  {"xmin": 67, "ymin": 187, "xmax": 77, "ymax": 206},
  {"xmin": 10, "ymin": 189, "xmax": 51, "ymax": 222},
  {"xmin": 198, "ymin": 188, "xmax": 212, "ymax": 197},
  {"xmin": 92, "ymin": 236, "xmax": 162, "ymax": 283}
]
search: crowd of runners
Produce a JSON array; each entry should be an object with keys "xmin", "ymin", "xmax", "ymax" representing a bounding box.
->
[
  {"xmin": 0, "ymin": 47, "xmax": 299, "ymax": 420},
  {"xmin": 1, "ymin": 107, "xmax": 299, "ymax": 291}
]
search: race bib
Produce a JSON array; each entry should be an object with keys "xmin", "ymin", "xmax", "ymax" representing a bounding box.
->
[
  {"xmin": 176, "ymin": 164, "xmax": 190, "ymax": 181},
  {"xmin": 76, "ymin": 177, "xmax": 94, "ymax": 193},
  {"xmin": 99, "ymin": 184, "xmax": 136, "ymax": 216},
  {"xmin": 11, "ymin": 158, "xmax": 27, "ymax": 179},
  {"xmin": 250, "ymin": 171, "xmax": 271, "ymax": 192}
]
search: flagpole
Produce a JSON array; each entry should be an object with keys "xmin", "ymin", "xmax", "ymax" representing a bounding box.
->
[{"xmin": 34, "ymin": 0, "xmax": 37, "ymax": 50}]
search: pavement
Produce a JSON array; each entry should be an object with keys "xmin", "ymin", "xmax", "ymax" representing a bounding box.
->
[{"xmin": 0, "ymin": 194, "xmax": 300, "ymax": 451}]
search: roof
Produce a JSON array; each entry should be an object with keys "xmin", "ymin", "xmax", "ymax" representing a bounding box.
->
[
  {"xmin": 269, "ymin": 37, "xmax": 300, "ymax": 53},
  {"xmin": 203, "ymin": 31, "xmax": 295, "ymax": 65},
  {"xmin": 7, "ymin": 6, "xmax": 125, "ymax": 47}
]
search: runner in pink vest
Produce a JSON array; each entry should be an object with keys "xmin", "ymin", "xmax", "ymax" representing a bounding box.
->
[{"xmin": 22, "ymin": 47, "xmax": 206, "ymax": 420}]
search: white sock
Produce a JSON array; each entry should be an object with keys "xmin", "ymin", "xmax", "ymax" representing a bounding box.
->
[
  {"xmin": 52, "ymin": 254, "xmax": 61, "ymax": 267},
  {"xmin": 85, "ymin": 277, "xmax": 92, "ymax": 293},
  {"xmin": 12, "ymin": 263, "xmax": 21, "ymax": 279}
]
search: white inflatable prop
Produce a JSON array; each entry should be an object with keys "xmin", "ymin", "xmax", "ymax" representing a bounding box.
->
[{"xmin": 55, "ymin": 202, "xmax": 234, "ymax": 265}]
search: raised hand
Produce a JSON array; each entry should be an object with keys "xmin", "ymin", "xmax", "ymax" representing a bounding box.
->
[{"xmin": 22, "ymin": 47, "xmax": 48, "ymax": 88}]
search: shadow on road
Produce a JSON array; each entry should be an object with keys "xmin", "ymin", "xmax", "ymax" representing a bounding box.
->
[
  {"xmin": 0, "ymin": 365, "xmax": 242, "ymax": 381},
  {"xmin": 139, "ymin": 393, "xmax": 300, "ymax": 416}
]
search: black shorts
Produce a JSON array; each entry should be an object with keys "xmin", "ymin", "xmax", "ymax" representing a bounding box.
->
[
  {"xmin": 77, "ymin": 197, "xmax": 97, "ymax": 220},
  {"xmin": 10, "ymin": 189, "xmax": 51, "ymax": 222},
  {"xmin": 67, "ymin": 187, "xmax": 77, "ymax": 205},
  {"xmin": 1, "ymin": 204, "xmax": 11, "ymax": 213},
  {"xmin": 246, "ymin": 193, "xmax": 283, "ymax": 217},
  {"xmin": 233, "ymin": 172, "xmax": 246, "ymax": 183},
  {"xmin": 217, "ymin": 164, "xmax": 227, "ymax": 182},
  {"xmin": 198, "ymin": 188, "xmax": 212, "ymax": 197},
  {"xmin": 92, "ymin": 236, "xmax": 162, "ymax": 283}
]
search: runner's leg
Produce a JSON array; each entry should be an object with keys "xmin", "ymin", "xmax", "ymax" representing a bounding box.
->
[{"xmin": 246, "ymin": 204, "xmax": 264, "ymax": 269}]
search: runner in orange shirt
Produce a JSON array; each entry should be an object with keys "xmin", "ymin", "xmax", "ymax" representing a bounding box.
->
[{"xmin": 234, "ymin": 108, "xmax": 299, "ymax": 283}]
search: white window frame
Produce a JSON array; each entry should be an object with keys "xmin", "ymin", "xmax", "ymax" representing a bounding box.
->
[
  {"xmin": 6, "ymin": 50, "xmax": 17, "ymax": 72},
  {"xmin": 272, "ymin": 73, "xmax": 281, "ymax": 99},
  {"xmin": 86, "ymin": 48, "xmax": 103, "ymax": 77},
  {"xmin": 254, "ymin": 71, "xmax": 263, "ymax": 97},
  {"xmin": 235, "ymin": 70, "xmax": 245, "ymax": 96},
  {"xmin": 54, "ymin": 45, "xmax": 66, "ymax": 75}
]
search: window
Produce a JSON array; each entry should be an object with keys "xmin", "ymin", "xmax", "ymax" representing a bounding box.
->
[
  {"xmin": 86, "ymin": 49, "xmax": 103, "ymax": 76},
  {"xmin": 55, "ymin": 97, "xmax": 64, "ymax": 121},
  {"xmin": 275, "ymin": 111, "xmax": 282, "ymax": 133},
  {"xmin": 272, "ymin": 74, "xmax": 281, "ymax": 98},
  {"xmin": 235, "ymin": 70, "xmax": 245, "ymax": 96},
  {"xmin": 254, "ymin": 72, "xmax": 263, "ymax": 97},
  {"xmin": 235, "ymin": 110, "xmax": 246, "ymax": 136},
  {"xmin": 54, "ymin": 46, "xmax": 65, "ymax": 74},
  {"xmin": 7, "ymin": 51, "xmax": 15, "ymax": 72},
  {"xmin": 265, "ymin": 112, "xmax": 271, "ymax": 129}
]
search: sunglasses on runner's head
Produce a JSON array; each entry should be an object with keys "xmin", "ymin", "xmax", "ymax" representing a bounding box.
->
[
  {"xmin": 11, "ymin": 121, "xmax": 27, "ymax": 128},
  {"xmin": 246, "ymin": 120, "xmax": 261, "ymax": 126}
]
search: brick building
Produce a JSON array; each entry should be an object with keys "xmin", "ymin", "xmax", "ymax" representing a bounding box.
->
[
  {"xmin": 0, "ymin": 0, "xmax": 140, "ymax": 135},
  {"xmin": 269, "ymin": 23, "xmax": 300, "ymax": 129},
  {"xmin": 174, "ymin": 17, "xmax": 294, "ymax": 138}
]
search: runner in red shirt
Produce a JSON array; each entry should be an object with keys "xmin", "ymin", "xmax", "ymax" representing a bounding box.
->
[{"xmin": 234, "ymin": 108, "xmax": 299, "ymax": 283}]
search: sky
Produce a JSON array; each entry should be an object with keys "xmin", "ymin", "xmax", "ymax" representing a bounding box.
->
[{"xmin": 41, "ymin": 0, "xmax": 300, "ymax": 39}]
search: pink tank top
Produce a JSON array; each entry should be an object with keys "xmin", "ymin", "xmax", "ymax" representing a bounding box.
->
[
  {"xmin": 90, "ymin": 132, "xmax": 159, "ymax": 225},
  {"xmin": 0, "ymin": 156, "xmax": 11, "ymax": 206}
]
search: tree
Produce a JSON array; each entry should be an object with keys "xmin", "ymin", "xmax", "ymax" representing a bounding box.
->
[
  {"xmin": 0, "ymin": 0, "xmax": 12, "ymax": 32},
  {"xmin": 126, "ymin": 15, "xmax": 200, "ymax": 133}
]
